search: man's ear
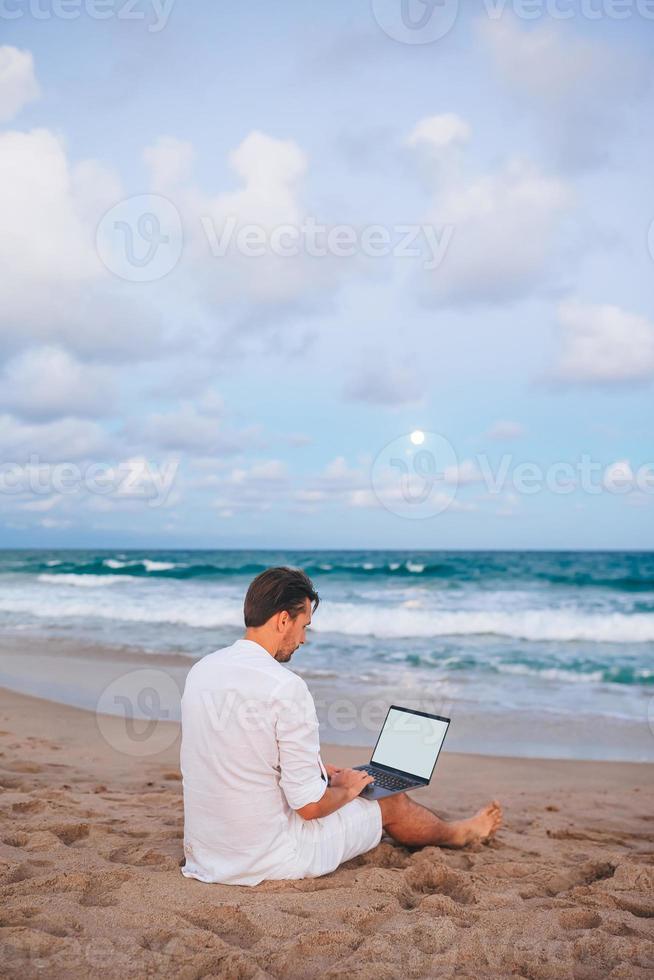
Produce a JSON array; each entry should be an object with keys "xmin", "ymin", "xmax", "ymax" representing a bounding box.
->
[{"xmin": 276, "ymin": 610, "xmax": 289, "ymax": 632}]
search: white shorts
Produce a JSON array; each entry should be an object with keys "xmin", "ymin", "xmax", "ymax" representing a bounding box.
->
[{"xmin": 291, "ymin": 797, "xmax": 383, "ymax": 878}]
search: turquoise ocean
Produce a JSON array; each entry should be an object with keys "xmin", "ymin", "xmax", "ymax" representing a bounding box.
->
[{"xmin": 0, "ymin": 549, "xmax": 652, "ymax": 762}]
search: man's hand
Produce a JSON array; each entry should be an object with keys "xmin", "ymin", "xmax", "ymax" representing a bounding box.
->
[
  {"xmin": 296, "ymin": 767, "xmax": 374, "ymax": 820},
  {"xmin": 328, "ymin": 767, "xmax": 374, "ymax": 800},
  {"xmin": 324, "ymin": 763, "xmax": 343, "ymax": 779}
]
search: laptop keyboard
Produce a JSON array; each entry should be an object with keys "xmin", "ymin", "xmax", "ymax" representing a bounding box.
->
[{"xmin": 360, "ymin": 766, "xmax": 415, "ymax": 790}]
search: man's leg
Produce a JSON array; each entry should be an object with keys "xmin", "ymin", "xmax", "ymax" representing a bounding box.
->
[{"xmin": 378, "ymin": 793, "xmax": 502, "ymax": 848}]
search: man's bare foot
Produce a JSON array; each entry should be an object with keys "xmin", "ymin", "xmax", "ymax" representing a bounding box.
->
[{"xmin": 447, "ymin": 800, "xmax": 503, "ymax": 847}]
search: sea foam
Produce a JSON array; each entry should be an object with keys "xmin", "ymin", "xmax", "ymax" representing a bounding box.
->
[{"xmin": 3, "ymin": 592, "xmax": 654, "ymax": 643}]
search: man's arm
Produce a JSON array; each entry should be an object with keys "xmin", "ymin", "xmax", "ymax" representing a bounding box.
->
[
  {"xmin": 274, "ymin": 676, "xmax": 373, "ymax": 819},
  {"xmin": 296, "ymin": 768, "xmax": 374, "ymax": 820}
]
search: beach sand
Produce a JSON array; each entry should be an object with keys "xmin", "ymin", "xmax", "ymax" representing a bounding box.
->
[{"xmin": 0, "ymin": 685, "xmax": 653, "ymax": 979}]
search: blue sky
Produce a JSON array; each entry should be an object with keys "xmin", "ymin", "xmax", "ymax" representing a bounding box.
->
[{"xmin": 0, "ymin": 1, "xmax": 652, "ymax": 549}]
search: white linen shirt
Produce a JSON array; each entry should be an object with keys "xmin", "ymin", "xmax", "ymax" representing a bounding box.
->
[{"xmin": 180, "ymin": 638, "xmax": 329, "ymax": 885}]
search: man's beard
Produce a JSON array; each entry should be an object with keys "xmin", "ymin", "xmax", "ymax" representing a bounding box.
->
[{"xmin": 276, "ymin": 648, "xmax": 295, "ymax": 663}]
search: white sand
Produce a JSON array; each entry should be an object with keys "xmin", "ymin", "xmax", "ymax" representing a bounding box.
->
[{"xmin": 1, "ymin": 684, "xmax": 653, "ymax": 978}]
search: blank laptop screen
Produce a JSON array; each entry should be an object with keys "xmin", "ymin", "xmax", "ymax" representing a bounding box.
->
[{"xmin": 371, "ymin": 708, "xmax": 449, "ymax": 780}]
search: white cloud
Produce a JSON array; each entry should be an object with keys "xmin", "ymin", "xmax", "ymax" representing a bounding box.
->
[
  {"xmin": 0, "ymin": 128, "xmax": 98, "ymax": 286},
  {"xmin": 486, "ymin": 420, "xmax": 526, "ymax": 441},
  {"xmin": 321, "ymin": 456, "xmax": 365, "ymax": 486},
  {"xmin": 134, "ymin": 403, "xmax": 228, "ymax": 454},
  {"xmin": 349, "ymin": 482, "xmax": 477, "ymax": 513},
  {"xmin": 481, "ymin": 17, "xmax": 604, "ymax": 101},
  {"xmin": 0, "ymin": 346, "xmax": 115, "ymax": 421},
  {"xmin": 296, "ymin": 453, "xmax": 481, "ymax": 515},
  {"xmin": 554, "ymin": 301, "xmax": 654, "ymax": 384},
  {"xmin": 0, "ymin": 414, "xmax": 114, "ymax": 462},
  {"xmin": 224, "ymin": 130, "xmax": 307, "ymax": 219},
  {"xmin": 196, "ymin": 389, "xmax": 225, "ymax": 417},
  {"xmin": 18, "ymin": 495, "xmax": 62, "ymax": 512},
  {"xmin": 0, "ymin": 126, "xmax": 164, "ymax": 362},
  {"xmin": 168, "ymin": 457, "xmax": 291, "ymax": 518},
  {"xmin": 252, "ymin": 459, "xmax": 287, "ymax": 481},
  {"xmin": 234, "ymin": 459, "xmax": 288, "ymax": 482},
  {"xmin": 478, "ymin": 17, "xmax": 647, "ymax": 171},
  {"xmin": 443, "ymin": 459, "xmax": 484, "ymax": 486},
  {"xmin": 180, "ymin": 129, "xmax": 307, "ymax": 247},
  {"xmin": 344, "ymin": 355, "xmax": 425, "ymax": 407},
  {"xmin": 286, "ymin": 456, "xmax": 373, "ymax": 510},
  {"xmin": 406, "ymin": 113, "xmax": 472, "ymax": 191},
  {"xmin": 71, "ymin": 157, "xmax": 124, "ymax": 226},
  {"xmin": 418, "ymin": 153, "xmax": 574, "ymax": 306},
  {"xmin": 126, "ymin": 405, "xmax": 267, "ymax": 478},
  {"xmin": 346, "ymin": 488, "xmax": 379, "ymax": 508},
  {"xmin": 40, "ymin": 517, "xmax": 73, "ymax": 529},
  {"xmin": 0, "ymin": 114, "xmax": 338, "ymax": 370},
  {"xmin": 407, "ymin": 113, "xmax": 471, "ymax": 154},
  {"xmin": 162, "ymin": 129, "xmax": 345, "ymax": 321},
  {"xmin": 0, "ymin": 47, "xmax": 40, "ymax": 123},
  {"xmin": 143, "ymin": 136, "xmax": 195, "ymax": 192},
  {"xmin": 294, "ymin": 489, "xmax": 327, "ymax": 503},
  {"xmin": 496, "ymin": 490, "xmax": 521, "ymax": 519},
  {"xmin": 0, "ymin": 47, "xmax": 356, "ymax": 383}
]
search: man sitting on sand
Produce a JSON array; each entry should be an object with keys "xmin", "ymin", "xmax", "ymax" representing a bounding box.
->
[{"xmin": 180, "ymin": 567, "xmax": 502, "ymax": 886}]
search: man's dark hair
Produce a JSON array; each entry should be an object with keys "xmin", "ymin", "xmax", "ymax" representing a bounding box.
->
[{"xmin": 244, "ymin": 566, "xmax": 320, "ymax": 628}]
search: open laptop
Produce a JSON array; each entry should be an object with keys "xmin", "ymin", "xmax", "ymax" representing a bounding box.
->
[{"xmin": 351, "ymin": 704, "xmax": 450, "ymax": 800}]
